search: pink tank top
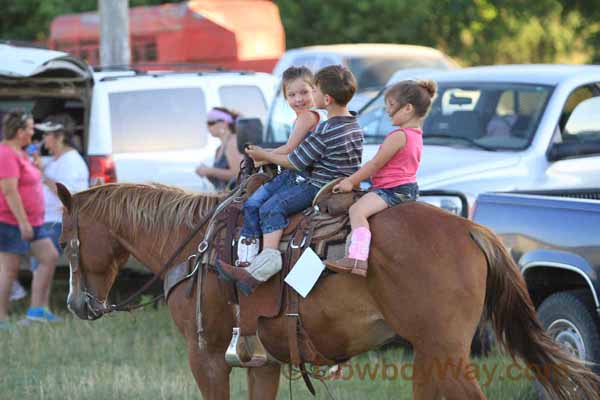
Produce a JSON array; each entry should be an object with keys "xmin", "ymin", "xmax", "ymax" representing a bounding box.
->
[{"xmin": 371, "ymin": 127, "xmax": 422, "ymax": 189}]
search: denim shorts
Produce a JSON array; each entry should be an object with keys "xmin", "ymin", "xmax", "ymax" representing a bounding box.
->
[
  {"xmin": 30, "ymin": 222, "xmax": 62, "ymax": 271},
  {"xmin": 372, "ymin": 182, "xmax": 419, "ymax": 207},
  {"xmin": 0, "ymin": 221, "xmax": 54, "ymax": 256}
]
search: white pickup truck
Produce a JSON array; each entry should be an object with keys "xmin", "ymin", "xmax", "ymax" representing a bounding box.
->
[
  {"xmin": 357, "ymin": 65, "xmax": 600, "ymax": 213},
  {"xmin": 255, "ymin": 64, "xmax": 600, "ymax": 215}
]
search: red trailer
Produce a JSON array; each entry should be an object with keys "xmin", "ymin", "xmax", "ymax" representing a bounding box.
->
[{"xmin": 48, "ymin": 0, "xmax": 285, "ymax": 72}]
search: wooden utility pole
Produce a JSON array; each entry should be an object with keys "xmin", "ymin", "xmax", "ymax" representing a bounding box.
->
[{"xmin": 99, "ymin": 0, "xmax": 130, "ymax": 67}]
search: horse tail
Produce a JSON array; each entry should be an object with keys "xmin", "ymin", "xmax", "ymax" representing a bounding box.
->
[{"xmin": 469, "ymin": 224, "xmax": 600, "ymax": 399}]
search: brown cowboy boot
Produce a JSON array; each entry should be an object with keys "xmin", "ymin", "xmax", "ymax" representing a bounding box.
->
[
  {"xmin": 325, "ymin": 257, "xmax": 368, "ymax": 278},
  {"xmin": 217, "ymin": 260, "xmax": 262, "ymax": 295},
  {"xmin": 218, "ymin": 249, "xmax": 282, "ymax": 295}
]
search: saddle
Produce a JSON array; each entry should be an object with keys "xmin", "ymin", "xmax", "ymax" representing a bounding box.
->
[{"xmin": 208, "ymin": 174, "xmax": 363, "ymax": 372}]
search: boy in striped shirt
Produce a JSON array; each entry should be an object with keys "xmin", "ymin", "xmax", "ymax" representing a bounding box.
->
[{"xmin": 223, "ymin": 65, "xmax": 364, "ymax": 294}]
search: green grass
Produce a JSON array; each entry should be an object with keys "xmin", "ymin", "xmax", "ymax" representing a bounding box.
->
[{"xmin": 1, "ymin": 283, "xmax": 537, "ymax": 399}]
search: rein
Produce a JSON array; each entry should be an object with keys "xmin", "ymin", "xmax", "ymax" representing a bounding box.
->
[{"xmin": 66, "ymin": 202, "xmax": 218, "ymax": 317}]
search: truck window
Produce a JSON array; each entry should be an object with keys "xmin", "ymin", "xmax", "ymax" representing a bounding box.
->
[
  {"xmin": 358, "ymin": 82, "xmax": 552, "ymax": 149},
  {"xmin": 559, "ymin": 85, "xmax": 596, "ymax": 131},
  {"xmin": 219, "ymin": 85, "xmax": 268, "ymax": 121},
  {"xmin": 562, "ymin": 96, "xmax": 600, "ymax": 144},
  {"xmin": 109, "ymin": 88, "xmax": 207, "ymax": 153}
]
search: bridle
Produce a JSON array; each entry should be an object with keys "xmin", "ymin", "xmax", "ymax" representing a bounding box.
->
[
  {"xmin": 64, "ymin": 203, "xmax": 217, "ymax": 318},
  {"xmin": 64, "ymin": 171, "xmax": 257, "ymax": 318}
]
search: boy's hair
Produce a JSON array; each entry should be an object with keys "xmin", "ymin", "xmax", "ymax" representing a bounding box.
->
[
  {"xmin": 281, "ymin": 66, "xmax": 314, "ymax": 98},
  {"xmin": 314, "ymin": 65, "xmax": 357, "ymax": 106},
  {"xmin": 384, "ymin": 80, "xmax": 437, "ymax": 118},
  {"xmin": 2, "ymin": 109, "xmax": 32, "ymax": 140}
]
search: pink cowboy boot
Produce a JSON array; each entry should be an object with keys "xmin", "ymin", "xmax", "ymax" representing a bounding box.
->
[{"xmin": 325, "ymin": 227, "xmax": 370, "ymax": 277}]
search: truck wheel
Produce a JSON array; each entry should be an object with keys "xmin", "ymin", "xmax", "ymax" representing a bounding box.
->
[{"xmin": 537, "ymin": 290, "xmax": 600, "ymax": 374}]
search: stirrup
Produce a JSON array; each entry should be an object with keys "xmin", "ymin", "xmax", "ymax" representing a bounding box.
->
[{"xmin": 225, "ymin": 327, "xmax": 274, "ymax": 367}]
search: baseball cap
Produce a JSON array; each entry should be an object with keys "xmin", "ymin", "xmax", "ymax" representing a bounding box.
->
[{"xmin": 34, "ymin": 121, "xmax": 65, "ymax": 132}]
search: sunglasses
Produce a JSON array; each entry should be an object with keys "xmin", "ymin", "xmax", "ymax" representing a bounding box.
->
[{"xmin": 207, "ymin": 119, "xmax": 223, "ymax": 127}]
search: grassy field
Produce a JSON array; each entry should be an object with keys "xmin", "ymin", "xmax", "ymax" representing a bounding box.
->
[{"xmin": 1, "ymin": 282, "xmax": 537, "ymax": 399}]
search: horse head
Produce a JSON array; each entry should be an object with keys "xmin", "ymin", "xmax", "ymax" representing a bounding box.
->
[{"xmin": 57, "ymin": 183, "xmax": 130, "ymax": 320}]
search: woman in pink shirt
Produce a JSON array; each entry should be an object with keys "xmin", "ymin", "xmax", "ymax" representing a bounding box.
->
[
  {"xmin": 0, "ymin": 110, "xmax": 60, "ymax": 329},
  {"xmin": 325, "ymin": 80, "xmax": 437, "ymax": 278}
]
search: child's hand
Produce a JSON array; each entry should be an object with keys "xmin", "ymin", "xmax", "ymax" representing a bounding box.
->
[
  {"xmin": 246, "ymin": 145, "xmax": 268, "ymax": 162},
  {"xmin": 195, "ymin": 164, "xmax": 211, "ymax": 177},
  {"xmin": 333, "ymin": 178, "xmax": 354, "ymax": 193}
]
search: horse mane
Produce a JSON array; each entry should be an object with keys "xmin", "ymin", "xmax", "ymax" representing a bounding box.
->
[{"xmin": 72, "ymin": 183, "xmax": 227, "ymax": 250}]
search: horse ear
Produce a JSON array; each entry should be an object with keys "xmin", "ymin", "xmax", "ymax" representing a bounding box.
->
[{"xmin": 56, "ymin": 182, "xmax": 73, "ymax": 212}]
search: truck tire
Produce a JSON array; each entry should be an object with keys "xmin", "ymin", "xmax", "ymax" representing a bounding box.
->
[{"xmin": 537, "ymin": 290, "xmax": 600, "ymax": 374}]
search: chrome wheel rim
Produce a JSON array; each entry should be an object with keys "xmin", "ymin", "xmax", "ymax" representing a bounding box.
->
[{"xmin": 548, "ymin": 319, "xmax": 586, "ymax": 360}]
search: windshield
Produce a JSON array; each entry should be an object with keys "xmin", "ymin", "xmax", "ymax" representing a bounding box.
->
[
  {"xmin": 358, "ymin": 82, "xmax": 553, "ymax": 149},
  {"xmin": 347, "ymin": 56, "xmax": 451, "ymax": 90}
]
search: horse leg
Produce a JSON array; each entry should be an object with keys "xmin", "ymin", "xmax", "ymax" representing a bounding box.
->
[
  {"xmin": 188, "ymin": 343, "xmax": 232, "ymax": 400},
  {"xmin": 247, "ymin": 364, "xmax": 281, "ymax": 400},
  {"xmin": 428, "ymin": 348, "xmax": 486, "ymax": 400},
  {"xmin": 168, "ymin": 281, "xmax": 235, "ymax": 400},
  {"xmin": 412, "ymin": 350, "xmax": 443, "ymax": 400}
]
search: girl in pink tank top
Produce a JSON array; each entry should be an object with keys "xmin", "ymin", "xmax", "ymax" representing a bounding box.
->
[{"xmin": 325, "ymin": 80, "xmax": 437, "ymax": 277}]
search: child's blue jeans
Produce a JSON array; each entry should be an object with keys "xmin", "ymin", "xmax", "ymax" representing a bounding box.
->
[{"xmin": 241, "ymin": 170, "xmax": 319, "ymax": 238}]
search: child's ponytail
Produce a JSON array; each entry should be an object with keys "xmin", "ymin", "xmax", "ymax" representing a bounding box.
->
[
  {"xmin": 385, "ymin": 79, "xmax": 438, "ymax": 118},
  {"xmin": 417, "ymin": 80, "xmax": 437, "ymax": 99}
]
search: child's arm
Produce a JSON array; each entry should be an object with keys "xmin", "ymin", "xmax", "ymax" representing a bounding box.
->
[
  {"xmin": 334, "ymin": 130, "xmax": 407, "ymax": 192},
  {"xmin": 272, "ymin": 111, "xmax": 320, "ymax": 155},
  {"xmin": 247, "ymin": 122, "xmax": 326, "ymax": 171},
  {"xmin": 246, "ymin": 145, "xmax": 295, "ymax": 169},
  {"xmin": 196, "ymin": 140, "xmax": 242, "ymax": 181}
]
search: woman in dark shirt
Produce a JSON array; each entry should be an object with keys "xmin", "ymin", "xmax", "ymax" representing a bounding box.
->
[{"xmin": 195, "ymin": 107, "xmax": 242, "ymax": 191}]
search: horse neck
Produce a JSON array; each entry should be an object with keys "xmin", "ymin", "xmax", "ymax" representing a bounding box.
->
[
  {"xmin": 118, "ymin": 220, "xmax": 210, "ymax": 277},
  {"xmin": 93, "ymin": 193, "xmax": 220, "ymax": 276}
]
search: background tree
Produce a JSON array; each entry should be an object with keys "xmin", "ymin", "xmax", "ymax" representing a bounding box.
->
[
  {"xmin": 0, "ymin": 0, "xmax": 597, "ymax": 66},
  {"xmin": 275, "ymin": 0, "xmax": 592, "ymax": 65}
]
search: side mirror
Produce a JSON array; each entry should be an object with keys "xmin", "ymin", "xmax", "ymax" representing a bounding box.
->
[
  {"xmin": 419, "ymin": 190, "xmax": 469, "ymax": 218},
  {"xmin": 547, "ymin": 142, "xmax": 600, "ymax": 161},
  {"xmin": 236, "ymin": 118, "xmax": 263, "ymax": 154}
]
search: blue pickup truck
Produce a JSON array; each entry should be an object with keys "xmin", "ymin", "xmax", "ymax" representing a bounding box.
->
[{"xmin": 472, "ymin": 190, "xmax": 600, "ymax": 372}]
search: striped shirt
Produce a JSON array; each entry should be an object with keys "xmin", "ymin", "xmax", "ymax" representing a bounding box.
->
[{"xmin": 288, "ymin": 115, "xmax": 363, "ymax": 188}]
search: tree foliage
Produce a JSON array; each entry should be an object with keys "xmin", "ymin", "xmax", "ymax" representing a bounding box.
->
[
  {"xmin": 275, "ymin": 0, "xmax": 597, "ymax": 65},
  {"xmin": 0, "ymin": 0, "xmax": 598, "ymax": 65}
]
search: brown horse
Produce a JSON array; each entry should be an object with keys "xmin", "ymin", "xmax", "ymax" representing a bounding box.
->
[{"xmin": 56, "ymin": 182, "xmax": 599, "ymax": 400}]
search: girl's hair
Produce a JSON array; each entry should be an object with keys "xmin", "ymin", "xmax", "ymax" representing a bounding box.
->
[
  {"xmin": 2, "ymin": 109, "xmax": 33, "ymax": 140},
  {"xmin": 384, "ymin": 80, "xmax": 437, "ymax": 118},
  {"xmin": 281, "ymin": 66, "xmax": 314, "ymax": 98},
  {"xmin": 211, "ymin": 107, "xmax": 241, "ymax": 133}
]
